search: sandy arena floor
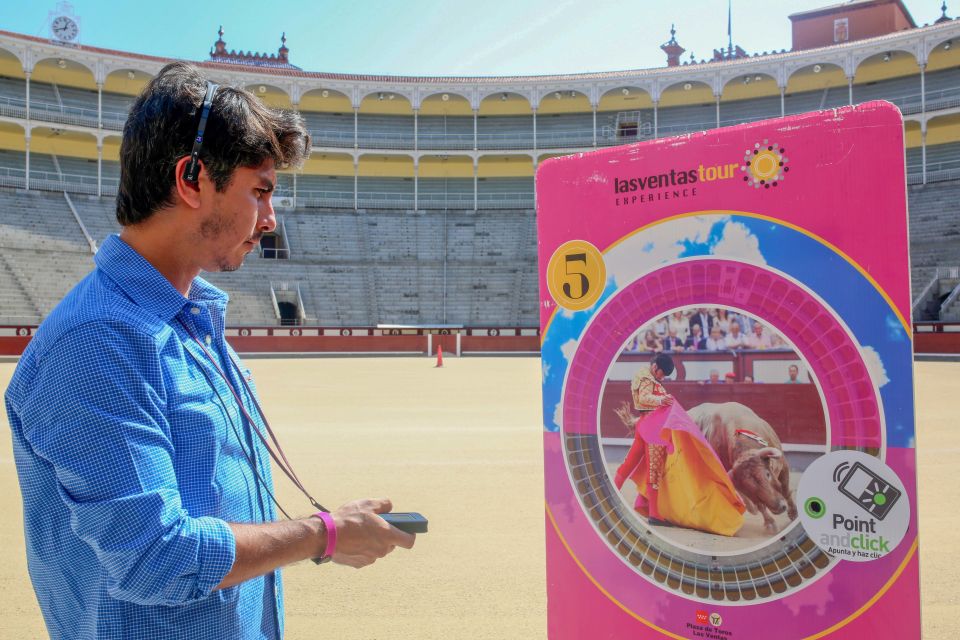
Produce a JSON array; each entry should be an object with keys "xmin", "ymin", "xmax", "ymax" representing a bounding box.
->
[{"xmin": 0, "ymin": 357, "xmax": 956, "ymax": 639}]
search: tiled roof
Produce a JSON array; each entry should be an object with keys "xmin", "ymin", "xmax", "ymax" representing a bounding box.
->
[{"xmin": 1, "ymin": 19, "xmax": 955, "ymax": 86}]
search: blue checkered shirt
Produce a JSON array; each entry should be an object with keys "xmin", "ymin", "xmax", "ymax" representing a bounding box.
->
[{"xmin": 6, "ymin": 235, "xmax": 283, "ymax": 639}]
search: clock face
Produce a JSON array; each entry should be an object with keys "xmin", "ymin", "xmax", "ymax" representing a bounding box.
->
[{"xmin": 51, "ymin": 16, "xmax": 79, "ymax": 42}]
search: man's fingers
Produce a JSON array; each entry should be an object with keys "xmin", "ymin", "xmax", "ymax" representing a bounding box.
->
[
  {"xmin": 369, "ymin": 498, "xmax": 394, "ymax": 514},
  {"xmin": 392, "ymin": 530, "xmax": 416, "ymax": 550}
]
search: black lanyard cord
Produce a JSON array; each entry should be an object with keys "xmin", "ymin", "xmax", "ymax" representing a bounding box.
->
[
  {"xmin": 183, "ymin": 346, "xmax": 294, "ymax": 520},
  {"xmin": 176, "ymin": 318, "xmax": 329, "ymax": 514}
]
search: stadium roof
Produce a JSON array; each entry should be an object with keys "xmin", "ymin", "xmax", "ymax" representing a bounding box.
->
[{"xmin": 1, "ymin": 18, "xmax": 954, "ymax": 84}]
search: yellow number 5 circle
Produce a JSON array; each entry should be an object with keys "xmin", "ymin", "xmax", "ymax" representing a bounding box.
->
[{"xmin": 546, "ymin": 240, "xmax": 607, "ymax": 312}]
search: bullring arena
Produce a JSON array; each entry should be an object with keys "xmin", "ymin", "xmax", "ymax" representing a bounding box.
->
[
  {"xmin": 2, "ymin": 0, "xmax": 960, "ymax": 637},
  {"xmin": 0, "ymin": 357, "xmax": 958, "ymax": 638}
]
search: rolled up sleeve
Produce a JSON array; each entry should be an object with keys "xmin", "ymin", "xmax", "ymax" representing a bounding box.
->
[{"xmin": 19, "ymin": 321, "xmax": 236, "ymax": 606}]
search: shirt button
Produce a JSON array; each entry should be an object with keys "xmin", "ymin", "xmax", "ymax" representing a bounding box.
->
[
  {"xmin": 205, "ymin": 335, "xmax": 212, "ymax": 346},
  {"xmin": 190, "ymin": 307, "xmax": 201, "ymax": 315}
]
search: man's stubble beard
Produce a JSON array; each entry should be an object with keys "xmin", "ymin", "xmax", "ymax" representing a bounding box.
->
[{"xmin": 199, "ymin": 204, "xmax": 255, "ymax": 273}]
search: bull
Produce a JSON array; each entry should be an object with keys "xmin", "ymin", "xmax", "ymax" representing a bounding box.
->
[
  {"xmin": 686, "ymin": 402, "xmax": 798, "ymax": 533},
  {"xmin": 616, "ymin": 400, "xmax": 798, "ymax": 533}
]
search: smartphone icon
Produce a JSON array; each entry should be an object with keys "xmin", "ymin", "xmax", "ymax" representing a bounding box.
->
[{"xmin": 837, "ymin": 462, "xmax": 901, "ymax": 520}]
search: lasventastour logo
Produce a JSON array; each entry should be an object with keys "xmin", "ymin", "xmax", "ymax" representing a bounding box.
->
[
  {"xmin": 742, "ymin": 139, "xmax": 790, "ymax": 189},
  {"xmin": 797, "ymin": 451, "xmax": 909, "ymax": 562}
]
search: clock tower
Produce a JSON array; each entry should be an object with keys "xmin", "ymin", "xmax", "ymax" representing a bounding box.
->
[{"xmin": 47, "ymin": 2, "xmax": 81, "ymax": 46}]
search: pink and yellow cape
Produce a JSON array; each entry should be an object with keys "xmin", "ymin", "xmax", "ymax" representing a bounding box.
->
[{"xmin": 614, "ymin": 403, "xmax": 745, "ymax": 536}]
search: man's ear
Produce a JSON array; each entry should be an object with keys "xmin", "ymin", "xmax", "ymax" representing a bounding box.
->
[{"xmin": 174, "ymin": 156, "xmax": 205, "ymax": 210}]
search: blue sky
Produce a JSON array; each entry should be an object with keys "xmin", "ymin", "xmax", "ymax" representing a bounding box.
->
[{"xmin": 0, "ymin": 1, "xmax": 944, "ymax": 76}]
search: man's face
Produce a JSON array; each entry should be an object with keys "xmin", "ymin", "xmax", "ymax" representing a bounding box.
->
[
  {"xmin": 731, "ymin": 322, "xmax": 740, "ymax": 335},
  {"xmin": 710, "ymin": 370, "xmax": 719, "ymax": 383},
  {"xmin": 194, "ymin": 159, "xmax": 277, "ymax": 273},
  {"xmin": 711, "ymin": 327, "xmax": 722, "ymax": 340},
  {"xmin": 789, "ymin": 365, "xmax": 799, "ymax": 381},
  {"xmin": 692, "ymin": 324, "xmax": 702, "ymax": 337},
  {"xmin": 754, "ymin": 323, "xmax": 763, "ymax": 336},
  {"xmin": 651, "ymin": 364, "xmax": 664, "ymax": 381}
]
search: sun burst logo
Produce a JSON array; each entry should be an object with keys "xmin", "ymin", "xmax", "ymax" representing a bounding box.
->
[{"xmin": 742, "ymin": 139, "xmax": 789, "ymax": 189}]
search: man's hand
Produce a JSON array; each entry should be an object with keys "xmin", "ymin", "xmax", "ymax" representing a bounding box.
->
[
  {"xmin": 329, "ymin": 498, "xmax": 416, "ymax": 569},
  {"xmin": 660, "ymin": 395, "xmax": 675, "ymax": 406}
]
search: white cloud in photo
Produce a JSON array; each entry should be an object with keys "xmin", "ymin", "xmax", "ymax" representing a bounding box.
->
[
  {"xmin": 604, "ymin": 215, "xmax": 730, "ymax": 288},
  {"xmin": 560, "ymin": 338, "xmax": 578, "ymax": 363},
  {"xmin": 860, "ymin": 346, "xmax": 890, "ymax": 388},
  {"xmin": 712, "ymin": 221, "xmax": 766, "ymax": 265},
  {"xmin": 553, "ymin": 401, "xmax": 563, "ymax": 428}
]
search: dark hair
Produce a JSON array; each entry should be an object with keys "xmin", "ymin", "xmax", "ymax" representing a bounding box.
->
[
  {"xmin": 651, "ymin": 353, "xmax": 675, "ymax": 376},
  {"xmin": 116, "ymin": 62, "xmax": 311, "ymax": 225}
]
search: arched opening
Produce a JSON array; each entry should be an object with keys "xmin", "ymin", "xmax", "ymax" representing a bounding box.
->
[
  {"xmin": 784, "ymin": 62, "xmax": 847, "ymax": 114},
  {"xmin": 478, "ymin": 92, "xmax": 533, "ymax": 150},
  {"xmin": 720, "ymin": 73, "xmax": 780, "ymax": 126},
  {"xmin": 419, "ymin": 155, "xmax": 473, "ymax": 209},
  {"xmin": 658, "ymin": 80, "xmax": 714, "ymax": 136},
  {"xmin": 852, "ymin": 50, "xmax": 921, "ymax": 113},
  {"xmin": 26, "ymin": 127, "xmax": 98, "ymax": 193},
  {"xmin": 922, "ymin": 113, "xmax": 960, "ymax": 181},
  {"xmin": 28, "ymin": 58, "xmax": 99, "ymax": 129},
  {"xmin": 295, "ymin": 152, "xmax": 354, "ymax": 208},
  {"xmin": 477, "ymin": 155, "xmax": 534, "ymax": 209},
  {"xmin": 242, "ymin": 82, "xmax": 292, "ymax": 109},
  {"xmin": 924, "ymin": 37, "xmax": 960, "ymax": 113},
  {"xmin": 359, "ymin": 153, "xmax": 415, "ymax": 208},
  {"xmin": 299, "ymin": 88, "xmax": 353, "ymax": 149},
  {"xmin": 598, "ymin": 86, "xmax": 653, "ymax": 146},
  {"xmin": 358, "ymin": 92, "xmax": 414, "ymax": 149},
  {"xmin": 0, "ymin": 121, "xmax": 27, "ymax": 189},
  {"xmin": 419, "ymin": 92, "xmax": 474, "ymax": 150},
  {"xmin": 537, "ymin": 89, "xmax": 592, "ymax": 148}
]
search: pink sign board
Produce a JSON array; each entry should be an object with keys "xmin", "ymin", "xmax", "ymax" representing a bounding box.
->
[{"xmin": 536, "ymin": 102, "xmax": 920, "ymax": 639}]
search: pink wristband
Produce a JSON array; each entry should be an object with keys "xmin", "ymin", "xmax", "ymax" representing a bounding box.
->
[{"xmin": 313, "ymin": 511, "xmax": 337, "ymax": 559}]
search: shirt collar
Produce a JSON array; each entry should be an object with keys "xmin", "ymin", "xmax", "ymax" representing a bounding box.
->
[{"xmin": 95, "ymin": 235, "xmax": 228, "ymax": 322}]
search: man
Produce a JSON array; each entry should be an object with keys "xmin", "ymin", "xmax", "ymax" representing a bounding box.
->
[
  {"xmin": 787, "ymin": 364, "xmax": 803, "ymax": 383},
  {"xmin": 661, "ymin": 327, "xmax": 684, "ymax": 352},
  {"xmin": 745, "ymin": 322, "xmax": 773, "ymax": 350},
  {"xmin": 684, "ymin": 323, "xmax": 707, "ymax": 351},
  {"xmin": 617, "ymin": 354, "xmax": 675, "ymax": 526},
  {"xmin": 704, "ymin": 326, "xmax": 726, "ymax": 351},
  {"xmin": 725, "ymin": 319, "xmax": 746, "ymax": 349},
  {"xmin": 5, "ymin": 63, "xmax": 414, "ymax": 639},
  {"xmin": 689, "ymin": 307, "xmax": 713, "ymax": 336}
]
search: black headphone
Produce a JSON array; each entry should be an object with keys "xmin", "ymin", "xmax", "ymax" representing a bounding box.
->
[{"xmin": 182, "ymin": 81, "xmax": 219, "ymax": 183}]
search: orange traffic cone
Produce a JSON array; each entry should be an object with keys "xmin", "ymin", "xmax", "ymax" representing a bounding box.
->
[{"xmin": 435, "ymin": 345, "xmax": 444, "ymax": 368}]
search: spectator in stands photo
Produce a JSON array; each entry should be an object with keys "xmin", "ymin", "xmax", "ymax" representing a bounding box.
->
[
  {"xmin": 653, "ymin": 316, "xmax": 669, "ymax": 338},
  {"xmin": 705, "ymin": 325, "xmax": 727, "ymax": 351},
  {"xmin": 746, "ymin": 322, "xmax": 773, "ymax": 350},
  {"xmin": 5, "ymin": 62, "xmax": 415, "ymax": 640},
  {"xmin": 668, "ymin": 310, "xmax": 690, "ymax": 342},
  {"xmin": 731, "ymin": 311, "xmax": 753, "ymax": 335},
  {"xmin": 689, "ymin": 308, "xmax": 713, "ymax": 336},
  {"xmin": 725, "ymin": 319, "xmax": 746, "ymax": 349},
  {"xmin": 685, "ymin": 323, "xmax": 707, "ymax": 351},
  {"xmin": 642, "ymin": 329, "xmax": 663, "ymax": 352},
  {"xmin": 699, "ymin": 369, "xmax": 723, "ymax": 384},
  {"xmin": 662, "ymin": 327, "xmax": 684, "ymax": 352},
  {"xmin": 787, "ymin": 364, "xmax": 803, "ymax": 383},
  {"xmin": 714, "ymin": 308, "xmax": 732, "ymax": 335}
]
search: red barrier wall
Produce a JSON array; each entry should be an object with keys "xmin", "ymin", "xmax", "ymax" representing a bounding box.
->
[
  {"xmin": 914, "ymin": 332, "xmax": 960, "ymax": 354},
  {"xmin": 229, "ymin": 335, "xmax": 427, "ymax": 353}
]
